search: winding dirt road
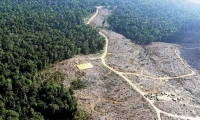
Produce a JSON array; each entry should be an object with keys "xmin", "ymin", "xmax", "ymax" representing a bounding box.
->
[{"xmin": 87, "ymin": 7, "xmax": 200, "ymax": 120}]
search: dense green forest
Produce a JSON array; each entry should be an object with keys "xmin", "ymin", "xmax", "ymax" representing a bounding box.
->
[
  {"xmin": 0, "ymin": 0, "xmax": 105, "ymax": 119},
  {"xmin": 107, "ymin": 0, "xmax": 200, "ymax": 44}
]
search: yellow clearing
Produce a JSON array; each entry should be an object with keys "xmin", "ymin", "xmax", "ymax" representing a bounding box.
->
[{"xmin": 77, "ymin": 63, "xmax": 94, "ymax": 70}]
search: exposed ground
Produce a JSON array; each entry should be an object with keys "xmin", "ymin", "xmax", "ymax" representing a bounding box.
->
[
  {"xmin": 102, "ymin": 30, "xmax": 193, "ymax": 77},
  {"xmin": 85, "ymin": 6, "xmax": 112, "ymax": 27},
  {"xmin": 49, "ymin": 7, "xmax": 200, "ymax": 120}
]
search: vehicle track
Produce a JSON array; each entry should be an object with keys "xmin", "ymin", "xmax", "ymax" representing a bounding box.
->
[{"xmin": 87, "ymin": 7, "xmax": 200, "ymax": 120}]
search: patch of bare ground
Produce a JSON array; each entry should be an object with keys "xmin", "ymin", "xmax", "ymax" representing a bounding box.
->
[
  {"xmin": 160, "ymin": 113, "xmax": 181, "ymax": 120},
  {"xmin": 126, "ymin": 75, "xmax": 192, "ymax": 102},
  {"xmin": 94, "ymin": 99, "xmax": 156, "ymax": 120},
  {"xmin": 155, "ymin": 101, "xmax": 200, "ymax": 117},
  {"xmin": 89, "ymin": 7, "xmax": 112, "ymax": 27},
  {"xmin": 144, "ymin": 43, "xmax": 192, "ymax": 77},
  {"xmin": 167, "ymin": 75, "xmax": 200, "ymax": 104},
  {"xmin": 100, "ymin": 29, "xmax": 193, "ymax": 77},
  {"xmin": 48, "ymin": 54, "xmax": 157, "ymax": 119},
  {"xmin": 125, "ymin": 74, "xmax": 200, "ymax": 117},
  {"xmin": 100, "ymin": 29, "xmax": 145, "ymax": 73},
  {"xmin": 102, "ymin": 73, "xmax": 137, "ymax": 101},
  {"xmin": 47, "ymin": 54, "xmax": 101, "ymax": 88},
  {"xmin": 125, "ymin": 75, "xmax": 164, "ymax": 94},
  {"xmin": 76, "ymin": 70, "xmax": 157, "ymax": 119}
]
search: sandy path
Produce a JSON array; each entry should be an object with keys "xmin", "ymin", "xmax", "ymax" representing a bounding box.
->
[{"xmin": 86, "ymin": 6, "xmax": 103, "ymax": 25}]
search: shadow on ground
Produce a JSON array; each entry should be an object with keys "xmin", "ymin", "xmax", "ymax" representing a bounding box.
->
[{"xmin": 176, "ymin": 30, "xmax": 200, "ymax": 73}]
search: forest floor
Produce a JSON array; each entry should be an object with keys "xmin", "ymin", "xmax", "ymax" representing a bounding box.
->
[{"xmin": 48, "ymin": 7, "xmax": 200, "ymax": 120}]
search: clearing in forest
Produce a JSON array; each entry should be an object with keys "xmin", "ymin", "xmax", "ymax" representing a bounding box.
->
[{"xmin": 77, "ymin": 63, "xmax": 94, "ymax": 70}]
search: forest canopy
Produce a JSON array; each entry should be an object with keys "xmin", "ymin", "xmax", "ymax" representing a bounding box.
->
[
  {"xmin": 107, "ymin": 0, "xmax": 200, "ymax": 44},
  {"xmin": 0, "ymin": 0, "xmax": 105, "ymax": 119}
]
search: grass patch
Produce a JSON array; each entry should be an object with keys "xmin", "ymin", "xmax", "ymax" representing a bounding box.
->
[{"xmin": 71, "ymin": 78, "xmax": 86, "ymax": 90}]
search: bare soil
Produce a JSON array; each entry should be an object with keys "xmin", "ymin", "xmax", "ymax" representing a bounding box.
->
[
  {"xmin": 48, "ymin": 54, "xmax": 157, "ymax": 119},
  {"xmin": 160, "ymin": 113, "xmax": 180, "ymax": 120},
  {"xmin": 155, "ymin": 101, "xmax": 200, "ymax": 117},
  {"xmin": 100, "ymin": 29, "xmax": 193, "ymax": 77},
  {"xmin": 126, "ymin": 74, "xmax": 200, "ymax": 116},
  {"xmin": 89, "ymin": 7, "xmax": 112, "ymax": 27}
]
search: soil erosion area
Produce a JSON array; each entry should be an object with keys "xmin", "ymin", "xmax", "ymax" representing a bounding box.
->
[{"xmin": 49, "ymin": 7, "xmax": 200, "ymax": 120}]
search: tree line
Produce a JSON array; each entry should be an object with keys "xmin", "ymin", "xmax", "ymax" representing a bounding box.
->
[{"xmin": 107, "ymin": 0, "xmax": 200, "ymax": 44}]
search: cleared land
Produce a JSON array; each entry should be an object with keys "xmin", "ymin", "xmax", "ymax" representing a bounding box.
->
[
  {"xmin": 101, "ymin": 29, "xmax": 194, "ymax": 77},
  {"xmin": 49, "ymin": 7, "xmax": 200, "ymax": 120}
]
